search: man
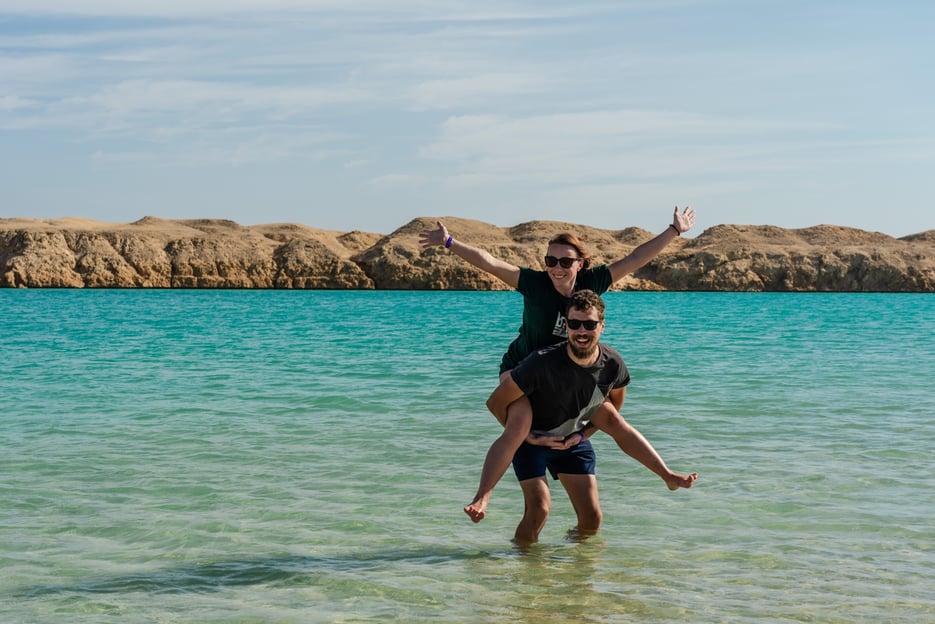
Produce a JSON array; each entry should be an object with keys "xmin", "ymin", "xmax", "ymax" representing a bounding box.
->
[{"xmin": 464, "ymin": 289, "xmax": 697, "ymax": 544}]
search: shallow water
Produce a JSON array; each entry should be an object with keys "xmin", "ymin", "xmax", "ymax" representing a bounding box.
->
[{"xmin": 2, "ymin": 290, "xmax": 933, "ymax": 622}]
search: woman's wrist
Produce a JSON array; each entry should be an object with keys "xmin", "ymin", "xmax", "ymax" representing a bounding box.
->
[
  {"xmin": 668, "ymin": 223, "xmax": 680, "ymax": 236},
  {"xmin": 444, "ymin": 235, "xmax": 454, "ymax": 248}
]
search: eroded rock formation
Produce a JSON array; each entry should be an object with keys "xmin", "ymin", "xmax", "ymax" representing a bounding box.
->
[{"xmin": 1, "ymin": 216, "xmax": 932, "ymax": 291}]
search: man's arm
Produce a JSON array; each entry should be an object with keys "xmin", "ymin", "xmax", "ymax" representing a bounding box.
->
[
  {"xmin": 486, "ymin": 375, "xmax": 527, "ymax": 426},
  {"xmin": 607, "ymin": 386, "xmax": 626, "ymax": 412}
]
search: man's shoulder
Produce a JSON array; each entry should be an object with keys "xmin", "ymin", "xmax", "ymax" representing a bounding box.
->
[
  {"xmin": 541, "ymin": 341, "xmax": 569, "ymax": 354},
  {"xmin": 514, "ymin": 343, "xmax": 567, "ymax": 373},
  {"xmin": 528, "ymin": 342, "xmax": 567, "ymax": 363},
  {"xmin": 598, "ymin": 344, "xmax": 630, "ymax": 385},
  {"xmin": 511, "ymin": 342, "xmax": 570, "ymax": 390},
  {"xmin": 598, "ymin": 343, "xmax": 626, "ymax": 367},
  {"xmin": 599, "ymin": 342, "xmax": 622, "ymax": 359}
]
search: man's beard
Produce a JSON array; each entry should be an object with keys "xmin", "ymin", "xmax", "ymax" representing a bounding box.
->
[{"xmin": 568, "ymin": 337, "xmax": 598, "ymax": 360}]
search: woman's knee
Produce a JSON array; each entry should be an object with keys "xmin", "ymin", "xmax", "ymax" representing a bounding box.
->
[
  {"xmin": 500, "ymin": 425, "xmax": 528, "ymax": 446},
  {"xmin": 589, "ymin": 401, "xmax": 619, "ymax": 428},
  {"xmin": 503, "ymin": 399, "xmax": 533, "ymax": 441},
  {"xmin": 506, "ymin": 395, "xmax": 532, "ymax": 420}
]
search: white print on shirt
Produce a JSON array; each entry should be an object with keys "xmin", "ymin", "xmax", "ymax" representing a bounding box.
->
[
  {"xmin": 534, "ymin": 380, "xmax": 607, "ymax": 437},
  {"xmin": 552, "ymin": 311, "xmax": 567, "ymax": 338}
]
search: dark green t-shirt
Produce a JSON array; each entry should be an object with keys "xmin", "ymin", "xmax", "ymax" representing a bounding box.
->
[{"xmin": 499, "ymin": 264, "xmax": 613, "ymax": 373}]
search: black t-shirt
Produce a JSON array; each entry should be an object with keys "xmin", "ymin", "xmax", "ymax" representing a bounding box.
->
[
  {"xmin": 510, "ymin": 342, "xmax": 630, "ymax": 437},
  {"xmin": 500, "ymin": 265, "xmax": 613, "ymax": 373}
]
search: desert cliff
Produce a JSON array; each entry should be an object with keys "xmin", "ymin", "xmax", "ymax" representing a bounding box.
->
[{"xmin": 1, "ymin": 216, "xmax": 933, "ymax": 291}]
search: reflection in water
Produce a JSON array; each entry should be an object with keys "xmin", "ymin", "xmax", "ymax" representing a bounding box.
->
[
  {"xmin": 16, "ymin": 546, "xmax": 493, "ymax": 598},
  {"xmin": 465, "ymin": 536, "xmax": 659, "ymax": 622},
  {"xmin": 16, "ymin": 540, "xmax": 660, "ymax": 622}
]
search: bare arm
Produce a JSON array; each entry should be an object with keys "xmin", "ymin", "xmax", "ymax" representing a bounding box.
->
[
  {"xmin": 420, "ymin": 220, "xmax": 521, "ymax": 289},
  {"xmin": 607, "ymin": 386, "xmax": 626, "ymax": 412},
  {"xmin": 486, "ymin": 376, "xmax": 526, "ymax": 426},
  {"xmin": 607, "ymin": 206, "xmax": 695, "ymax": 283}
]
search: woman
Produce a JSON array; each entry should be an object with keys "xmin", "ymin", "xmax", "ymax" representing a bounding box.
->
[
  {"xmin": 419, "ymin": 206, "xmax": 695, "ymax": 380},
  {"xmin": 419, "ymin": 207, "xmax": 696, "ymax": 520}
]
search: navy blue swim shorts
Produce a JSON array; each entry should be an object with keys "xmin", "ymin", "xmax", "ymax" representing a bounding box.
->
[{"xmin": 512, "ymin": 439, "xmax": 596, "ymax": 482}]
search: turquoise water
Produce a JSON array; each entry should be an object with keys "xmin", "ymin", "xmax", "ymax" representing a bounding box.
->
[{"xmin": 1, "ymin": 290, "xmax": 933, "ymax": 623}]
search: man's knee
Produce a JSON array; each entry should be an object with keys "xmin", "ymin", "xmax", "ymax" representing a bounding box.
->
[
  {"xmin": 521, "ymin": 483, "xmax": 551, "ymax": 520},
  {"xmin": 527, "ymin": 497, "xmax": 550, "ymax": 520},
  {"xmin": 577, "ymin": 507, "xmax": 602, "ymax": 531}
]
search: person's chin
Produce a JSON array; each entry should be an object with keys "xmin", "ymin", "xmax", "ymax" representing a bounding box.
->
[{"xmin": 569, "ymin": 342, "xmax": 597, "ymax": 359}]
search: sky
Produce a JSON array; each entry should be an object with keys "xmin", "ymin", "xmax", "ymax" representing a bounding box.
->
[{"xmin": 1, "ymin": 1, "xmax": 933, "ymax": 237}]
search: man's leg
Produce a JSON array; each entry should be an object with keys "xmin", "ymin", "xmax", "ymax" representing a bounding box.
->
[
  {"xmin": 514, "ymin": 476, "xmax": 551, "ymax": 545},
  {"xmin": 590, "ymin": 402, "xmax": 698, "ymax": 490},
  {"xmin": 557, "ymin": 473, "xmax": 602, "ymax": 540},
  {"xmin": 464, "ymin": 399, "xmax": 532, "ymax": 522}
]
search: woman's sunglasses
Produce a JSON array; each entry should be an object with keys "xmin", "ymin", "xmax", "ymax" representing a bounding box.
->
[{"xmin": 544, "ymin": 255, "xmax": 581, "ymax": 269}]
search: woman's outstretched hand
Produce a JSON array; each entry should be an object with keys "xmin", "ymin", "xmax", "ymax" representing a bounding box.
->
[
  {"xmin": 672, "ymin": 206, "xmax": 695, "ymax": 234},
  {"xmin": 419, "ymin": 220, "xmax": 449, "ymax": 248}
]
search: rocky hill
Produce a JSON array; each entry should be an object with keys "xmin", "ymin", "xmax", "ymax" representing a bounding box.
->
[{"xmin": 1, "ymin": 216, "xmax": 933, "ymax": 291}]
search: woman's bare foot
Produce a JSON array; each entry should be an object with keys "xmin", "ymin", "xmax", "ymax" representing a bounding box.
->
[
  {"xmin": 464, "ymin": 495, "xmax": 489, "ymax": 522},
  {"xmin": 665, "ymin": 471, "xmax": 698, "ymax": 490}
]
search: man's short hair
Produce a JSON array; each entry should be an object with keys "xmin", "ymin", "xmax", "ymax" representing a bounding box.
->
[{"xmin": 566, "ymin": 289, "xmax": 605, "ymax": 320}]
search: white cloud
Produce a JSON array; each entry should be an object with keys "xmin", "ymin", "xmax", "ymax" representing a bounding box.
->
[
  {"xmin": 408, "ymin": 72, "xmax": 547, "ymax": 111},
  {"xmin": 0, "ymin": 1, "xmax": 352, "ymax": 17},
  {"xmin": 0, "ymin": 94, "xmax": 32, "ymax": 111},
  {"xmin": 0, "ymin": 1, "xmax": 667, "ymax": 19},
  {"xmin": 417, "ymin": 110, "xmax": 828, "ymax": 187},
  {"xmin": 0, "ymin": 1, "xmax": 931, "ymax": 236},
  {"xmin": 367, "ymin": 173, "xmax": 427, "ymax": 188},
  {"xmin": 69, "ymin": 79, "xmax": 365, "ymax": 117}
]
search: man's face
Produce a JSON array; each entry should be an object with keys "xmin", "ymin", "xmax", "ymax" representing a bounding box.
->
[{"xmin": 566, "ymin": 306, "xmax": 603, "ymax": 360}]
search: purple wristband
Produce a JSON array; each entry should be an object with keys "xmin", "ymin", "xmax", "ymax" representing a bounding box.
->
[{"xmin": 444, "ymin": 235, "xmax": 453, "ymax": 248}]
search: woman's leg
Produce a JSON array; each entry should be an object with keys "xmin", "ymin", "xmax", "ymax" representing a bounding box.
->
[
  {"xmin": 464, "ymin": 388, "xmax": 533, "ymax": 522},
  {"xmin": 590, "ymin": 402, "xmax": 698, "ymax": 490}
]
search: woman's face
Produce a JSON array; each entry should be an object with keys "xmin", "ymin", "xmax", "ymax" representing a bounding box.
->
[{"xmin": 544, "ymin": 242, "xmax": 583, "ymax": 289}]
